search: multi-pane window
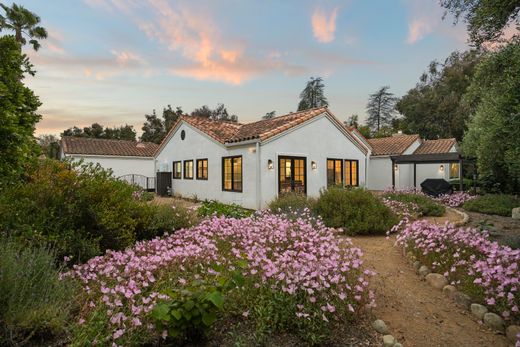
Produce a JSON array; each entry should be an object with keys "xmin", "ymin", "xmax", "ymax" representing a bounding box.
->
[
  {"xmin": 344, "ymin": 160, "xmax": 359, "ymax": 186},
  {"xmin": 183, "ymin": 160, "xmax": 193, "ymax": 179},
  {"xmin": 449, "ymin": 163, "xmax": 460, "ymax": 179},
  {"xmin": 327, "ymin": 159, "xmax": 343, "ymax": 186},
  {"xmin": 173, "ymin": 161, "xmax": 182, "ymax": 179},
  {"xmin": 222, "ymin": 156, "xmax": 242, "ymax": 192},
  {"xmin": 196, "ymin": 159, "xmax": 208, "ymax": 180}
]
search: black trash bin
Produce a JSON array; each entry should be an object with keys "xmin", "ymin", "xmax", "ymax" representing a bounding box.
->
[{"xmin": 156, "ymin": 172, "xmax": 172, "ymax": 196}]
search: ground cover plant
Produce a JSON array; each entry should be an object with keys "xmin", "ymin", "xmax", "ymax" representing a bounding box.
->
[
  {"xmin": 64, "ymin": 211, "xmax": 375, "ymax": 346},
  {"xmin": 0, "ymin": 238, "xmax": 77, "ymax": 346},
  {"xmin": 197, "ymin": 199, "xmax": 253, "ymax": 219},
  {"xmin": 383, "ymin": 189, "xmax": 446, "ymax": 217},
  {"xmin": 463, "ymin": 194, "xmax": 520, "ymax": 217},
  {"xmin": 314, "ymin": 187, "xmax": 399, "ymax": 235},
  {"xmin": 396, "ymin": 220, "xmax": 520, "ymax": 323},
  {"xmin": 435, "ymin": 191, "xmax": 476, "ymax": 207}
]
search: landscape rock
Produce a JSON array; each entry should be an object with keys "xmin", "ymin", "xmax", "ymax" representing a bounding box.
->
[
  {"xmin": 425, "ymin": 273, "xmax": 448, "ymax": 289},
  {"xmin": 372, "ymin": 319, "xmax": 389, "ymax": 334},
  {"xmin": 442, "ymin": 285, "xmax": 457, "ymax": 298},
  {"xmin": 470, "ymin": 303, "xmax": 488, "ymax": 320},
  {"xmin": 506, "ymin": 325, "xmax": 520, "ymax": 344},
  {"xmin": 413, "ymin": 261, "xmax": 421, "ymax": 272},
  {"xmin": 483, "ymin": 312, "xmax": 505, "ymax": 332},
  {"xmin": 418, "ymin": 265, "xmax": 430, "ymax": 278},
  {"xmin": 513, "ymin": 207, "xmax": 520, "ymax": 220},
  {"xmin": 453, "ymin": 292, "xmax": 471, "ymax": 309},
  {"xmin": 382, "ymin": 334, "xmax": 395, "ymax": 347}
]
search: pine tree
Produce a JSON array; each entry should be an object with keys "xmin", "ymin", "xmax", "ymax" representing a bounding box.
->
[
  {"xmin": 366, "ymin": 86, "xmax": 397, "ymax": 133},
  {"xmin": 297, "ymin": 77, "xmax": 328, "ymax": 111}
]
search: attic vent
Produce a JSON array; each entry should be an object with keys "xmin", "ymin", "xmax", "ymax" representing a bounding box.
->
[{"xmin": 136, "ymin": 143, "xmax": 146, "ymax": 148}]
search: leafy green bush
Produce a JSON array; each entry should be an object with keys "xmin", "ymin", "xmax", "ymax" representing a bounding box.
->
[
  {"xmin": 383, "ymin": 192, "xmax": 446, "ymax": 217},
  {"xmin": 136, "ymin": 203, "xmax": 198, "ymax": 240},
  {"xmin": 463, "ymin": 194, "xmax": 520, "ymax": 216},
  {"xmin": 0, "ymin": 160, "xmax": 192, "ymax": 263},
  {"xmin": 268, "ymin": 193, "xmax": 317, "ymax": 215},
  {"xmin": 198, "ymin": 200, "xmax": 252, "ymax": 219},
  {"xmin": 315, "ymin": 187, "xmax": 399, "ymax": 235},
  {"xmin": 0, "ymin": 238, "xmax": 76, "ymax": 345}
]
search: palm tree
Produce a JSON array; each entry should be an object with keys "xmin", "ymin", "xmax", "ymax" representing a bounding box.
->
[{"xmin": 0, "ymin": 3, "xmax": 47, "ymax": 51}]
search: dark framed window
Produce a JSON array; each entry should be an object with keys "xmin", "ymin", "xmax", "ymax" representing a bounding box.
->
[
  {"xmin": 344, "ymin": 159, "xmax": 359, "ymax": 186},
  {"xmin": 183, "ymin": 160, "xmax": 193, "ymax": 179},
  {"xmin": 196, "ymin": 159, "xmax": 208, "ymax": 180},
  {"xmin": 449, "ymin": 163, "xmax": 459, "ymax": 179},
  {"xmin": 222, "ymin": 156, "xmax": 242, "ymax": 192},
  {"xmin": 279, "ymin": 156, "xmax": 306, "ymax": 194},
  {"xmin": 173, "ymin": 161, "xmax": 182, "ymax": 179},
  {"xmin": 327, "ymin": 159, "xmax": 343, "ymax": 187}
]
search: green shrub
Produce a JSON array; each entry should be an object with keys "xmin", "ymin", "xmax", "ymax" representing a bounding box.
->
[
  {"xmin": 0, "ymin": 238, "xmax": 76, "ymax": 345},
  {"xmin": 198, "ymin": 200, "xmax": 253, "ymax": 219},
  {"xmin": 315, "ymin": 187, "xmax": 398, "ymax": 235},
  {"xmin": 383, "ymin": 192, "xmax": 445, "ymax": 217},
  {"xmin": 463, "ymin": 194, "xmax": 520, "ymax": 216},
  {"xmin": 0, "ymin": 160, "xmax": 191, "ymax": 263},
  {"xmin": 268, "ymin": 193, "xmax": 317, "ymax": 215},
  {"xmin": 136, "ymin": 203, "xmax": 198, "ymax": 240}
]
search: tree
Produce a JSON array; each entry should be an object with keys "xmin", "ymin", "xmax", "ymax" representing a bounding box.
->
[
  {"xmin": 440, "ymin": 0, "xmax": 519, "ymax": 47},
  {"xmin": 103, "ymin": 125, "xmax": 136, "ymax": 141},
  {"xmin": 140, "ymin": 110, "xmax": 165, "ymax": 144},
  {"xmin": 191, "ymin": 103, "xmax": 238, "ymax": 122},
  {"xmin": 37, "ymin": 134, "xmax": 60, "ymax": 159},
  {"xmin": 397, "ymin": 51, "xmax": 481, "ymax": 140},
  {"xmin": 344, "ymin": 114, "xmax": 359, "ymax": 128},
  {"xmin": 462, "ymin": 40, "xmax": 520, "ymax": 192},
  {"xmin": 297, "ymin": 77, "xmax": 328, "ymax": 111},
  {"xmin": 163, "ymin": 105, "xmax": 183, "ymax": 133},
  {"xmin": 0, "ymin": 36, "xmax": 41, "ymax": 182},
  {"xmin": 0, "ymin": 3, "xmax": 48, "ymax": 50},
  {"xmin": 262, "ymin": 111, "xmax": 276, "ymax": 120},
  {"xmin": 366, "ymin": 86, "xmax": 397, "ymax": 133},
  {"xmin": 62, "ymin": 123, "xmax": 137, "ymax": 141}
]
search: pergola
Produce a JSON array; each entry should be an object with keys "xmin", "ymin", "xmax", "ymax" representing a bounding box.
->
[{"xmin": 390, "ymin": 152, "xmax": 464, "ymax": 191}]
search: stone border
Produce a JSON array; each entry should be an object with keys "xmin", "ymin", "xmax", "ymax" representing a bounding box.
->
[
  {"xmin": 371, "ymin": 318, "xmax": 404, "ymax": 347},
  {"xmin": 448, "ymin": 207, "xmax": 469, "ymax": 226},
  {"xmin": 406, "ymin": 251, "xmax": 519, "ymax": 345}
]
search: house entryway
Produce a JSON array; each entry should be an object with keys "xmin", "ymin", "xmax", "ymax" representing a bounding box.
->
[{"xmin": 278, "ymin": 156, "xmax": 306, "ymax": 194}]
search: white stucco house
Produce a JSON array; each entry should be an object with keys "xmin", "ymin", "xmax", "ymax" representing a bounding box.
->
[
  {"xmin": 60, "ymin": 136, "xmax": 158, "ymax": 190},
  {"xmin": 154, "ymin": 107, "xmax": 370, "ymax": 209}
]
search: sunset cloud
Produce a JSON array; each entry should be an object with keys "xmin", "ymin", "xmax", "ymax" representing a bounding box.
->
[
  {"xmin": 406, "ymin": 17, "xmax": 435, "ymax": 44},
  {"xmin": 311, "ymin": 7, "xmax": 339, "ymax": 43}
]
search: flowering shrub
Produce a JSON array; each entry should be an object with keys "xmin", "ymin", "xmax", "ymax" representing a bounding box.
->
[
  {"xmin": 383, "ymin": 190, "xmax": 445, "ymax": 217},
  {"xmin": 435, "ymin": 191, "xmax": 476, "ymax": 207},
  {"xmin": 64, "ymin": 211, "xmax": 374, "ymax": 345},
  {"xmin": 396, "ymin": 220, "xmax": 520, "ymax": 322}
]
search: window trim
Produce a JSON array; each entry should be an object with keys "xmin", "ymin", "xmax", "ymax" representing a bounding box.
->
[
  {"xmin": 183, "ymin": 160, "xmax": 194, "ymax": 179},
  {"xmin": 173, "ymin": 161, "xmax": 182, "ymax": 179},
  {"xmin": 278, "ymin": 156, "xmax": 307, "ymax": 194},
  {"xmin": 222, "ymin": 155, "xmax": 243, "ymax": 192},
  {"xmin": 196, "ymin": 158, "xmax": 208, "ymax": 180},
  {"xmin": 326, "ymin": 158, "xmax": 343, "ymax": 187},
  {"xmin": 344, "ymin": 159, "xmax": 359, "ymax": 187}
]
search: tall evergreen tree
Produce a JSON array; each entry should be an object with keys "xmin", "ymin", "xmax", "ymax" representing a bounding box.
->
[
  {"xmin": 297, "ymin": 77, "xmax": 328, "ymax": 111},
  {"xmin": 366, "ymin": 86, "xmax": 397, "ymax": 133},
  {"xmin": 0, "ymin": 3, "xmax": 47, "ymax": 50}
]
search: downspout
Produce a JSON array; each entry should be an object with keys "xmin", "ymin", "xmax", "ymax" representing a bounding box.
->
[
  {"xmin": 256, "ymin": 141, "xmax": 262, "ymax": 210},
  {"xmin": 365, "ymin": 155, "xmax": 368, "ymax": 190}
]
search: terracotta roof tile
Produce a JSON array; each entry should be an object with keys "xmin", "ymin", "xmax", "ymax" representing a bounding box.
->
[
  {"xmin": 61, "ymin": 136, "xmax": 158, "ymax": 157},
  {"xmin": 181, "ymin": 116, "xmax": 242, "ymax": 144},
  {"xmin": 367, "ymin": 134, "xmax": 420, "ymax": 156},
  {"xmin": 414, "ymin": 138, "xmax": 457, "ymax": 154}
]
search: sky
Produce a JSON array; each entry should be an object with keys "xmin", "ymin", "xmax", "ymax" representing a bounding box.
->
[{"xmin": 8, "ymin": 0, "xmax": 470, "ymax": 136}]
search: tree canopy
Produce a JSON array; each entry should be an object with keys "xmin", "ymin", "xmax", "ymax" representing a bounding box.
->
[
  {"xmin": 366, "ymin": 86, "xmax": 397, "ymax": 134},
  {"xmin": 262, "ymin": 111, "xmax": 276, "ymax": 120},
  {"xmin": 440, "ymin": 0, "xmax": 520, "ymax": 47},
  {"xmin": 0, "ymin": 3, "xmax": 47, "ymax": 50},
  {"xmin": 396, "ymin": 51, "xmax": 481, "ymax": 141},
  {"xmin": 141, "ymin": 105, "xmax": 184, "ymax": 144},
  {"xmin": 62, "ymin": 123, "xmax": 137, "ymax": 141},
  {"xmin": 0, "ymin": 36, "xmax": 41, "ymax": 182},
  {"xmin": 297, "ymin": 77, "xmax": 328, "ymax": 111},
  {"xmin": 191, "ymin": 103, "xmax": 238, "ymax": 122}
]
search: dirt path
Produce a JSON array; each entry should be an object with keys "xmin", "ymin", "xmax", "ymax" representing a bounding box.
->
[{"xmin": 350, "ymin": 217, "xmax": 510, "ymax": 347}]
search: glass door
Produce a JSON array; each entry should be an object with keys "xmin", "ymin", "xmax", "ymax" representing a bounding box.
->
[{"xmin": 278, "ymin": 156, "xmax": 306, "ymax": 194}]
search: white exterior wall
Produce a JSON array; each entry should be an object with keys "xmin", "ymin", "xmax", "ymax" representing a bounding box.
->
[
  {"xmin": 259, "ymin": 115, "xmax": 367, "ymax": 207},
  {"xmin": 367, "ymin": 157, "xmax": 392, "ymax": 190},
  {"xmin": 65, "ymin": 154, "xmax": 155, "ymax": 178},
  {"xmin": 155, "ymin": 122, "xmax": 258, "ymax": 209}
]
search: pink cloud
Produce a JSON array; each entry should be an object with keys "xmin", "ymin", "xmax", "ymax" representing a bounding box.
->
[
  {"xmin": 311, "ymin": 7, "xmax": 339, "ymax": 43},
  {"xmin": 406, "ymin": 17, "xmax": 436, "ymax": 44}
]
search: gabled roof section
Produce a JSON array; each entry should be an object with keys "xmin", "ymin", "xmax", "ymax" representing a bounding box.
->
[
  {"xmin": 413, "ymin": 138, "xmax": 457, "ymax": 155},
  {"xmin": 181, "ymin": 116, "xmax": 242, "ymax": 144},
  {"xmin": 61, "ymin": 136, "xmax": 158, "ymax": 157},
  {"xmin": 345, "ymin": 126, "xmax": 372, "ymax": 151},
  {"xmin": 367, "ymin": 134, "xmax": 420, "ymax": 156}
]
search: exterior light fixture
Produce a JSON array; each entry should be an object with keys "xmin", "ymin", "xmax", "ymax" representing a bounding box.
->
[
  {"xmin": 394, "ymin": 164, "xmax": 399, "ymax": 171},
  {"xmin": 311, "ymin": 161, "xmax": 317, "ymax": 170},
  {"xmin": 439, "ymin": 165, "xmax": 445, "ymax": 172},
  {"xmin": 268, "ymin": 159, "xmax": 274, "ymax": 170}
]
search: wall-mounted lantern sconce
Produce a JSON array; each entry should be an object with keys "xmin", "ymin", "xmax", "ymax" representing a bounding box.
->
[
  {"xmin": 394, "ymin": 164, "xmax": 399, "ymax": 171},
  {"xmin": 439, "ymin": 164, "xmax": 445, "ymax": 172},
  {"xmin": 311, "ymin": 161, "xmax": 317, "ymax": 170},
  {"xmin": 267, "ymin": 159, "xmax": 274, "ymax": 170}
]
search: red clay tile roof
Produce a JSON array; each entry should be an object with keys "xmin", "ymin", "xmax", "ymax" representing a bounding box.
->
[
  {"xmin": 367, "ymin": 134, "xmax": 420, "ymax": 156},
  {"xmin": 61, "ymin": 136, "xmax": 158, "ymax": 157},
  {"xmin": 181, "ymin": 116, "xmax": 242, "ymax": 144},
  {"xmin": 413, "ymin": 138, "xmax": 457, "ymax": 155}
]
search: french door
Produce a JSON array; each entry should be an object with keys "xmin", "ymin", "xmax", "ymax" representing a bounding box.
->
[{"xmin": 278, "ymin": 156, "xmax": 306, "ymax": 194}]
